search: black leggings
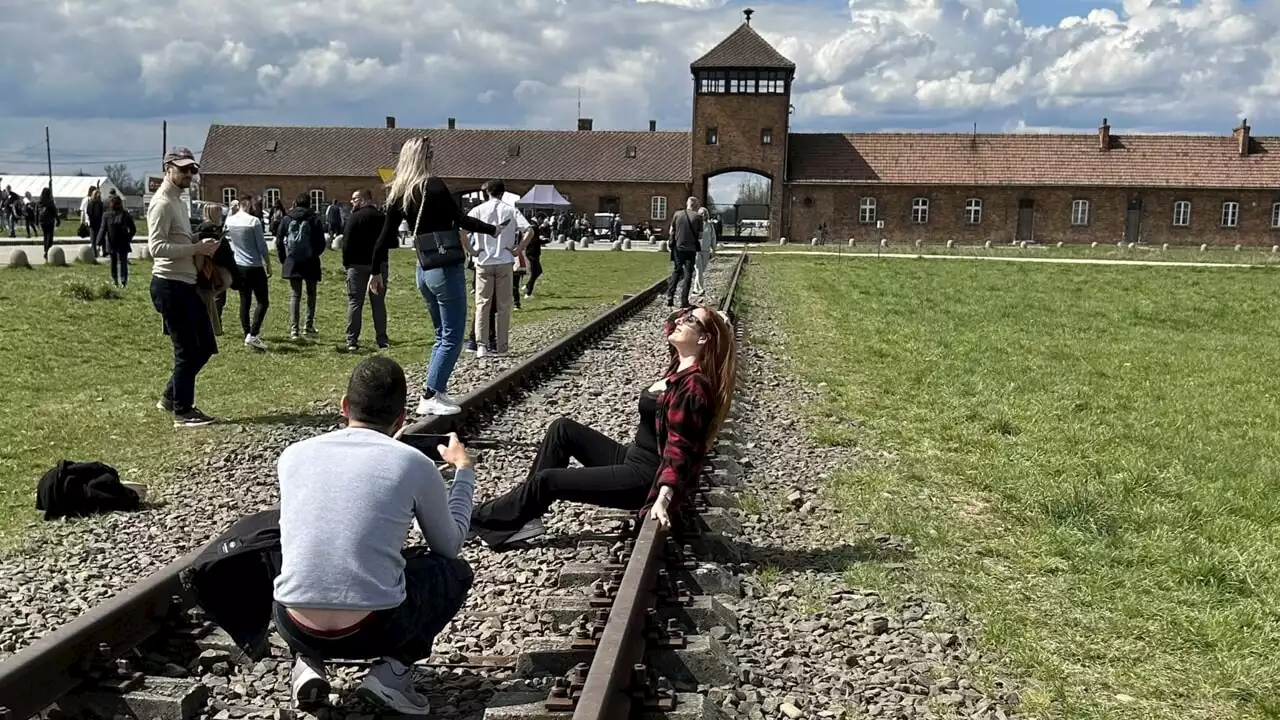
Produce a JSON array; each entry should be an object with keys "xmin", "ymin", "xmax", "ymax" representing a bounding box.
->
[
  {"xmin": 238, "ymin": 266, "xmax": 270, "ymax": 336},
  {"xmin": 470, "ymin": 417, "xmax": 658, "ymax": 533},
  {"xmin": 525, "ymin": 254, "xmax": 543, "ymax": 296}
]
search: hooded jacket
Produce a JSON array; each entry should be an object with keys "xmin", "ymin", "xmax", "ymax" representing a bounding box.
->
[{"xmin": 274, "ymin": 206, "xmax": 327, "ymax": 281}]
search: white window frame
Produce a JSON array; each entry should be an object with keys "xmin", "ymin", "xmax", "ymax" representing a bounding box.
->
[
  {"xmin": 650, "ymin": 196, "xmax": 668, "ymax": 221},
  {"xmin": 1173, "ymin": 200, "xmax": 1191, "ymax": 227},
  {"xmin": 858, "ymin": 197, "xmax": 876, "ymax": 224},
  {"xmin": 964, "ymin": 198, "xmax": 982, "ymax": 225},
  {"xmin": 1221, "ymin": 201, "xmax": 1239, "ymax": 228},
  {"xmin": 1270, "ymin": 203, "xmax": 1280, "ymax": 229},
  {"xmin": 221, "ymin": 187, "xmax": 237, "ymax": 206},
  {"xmin": 1071, "ymin": 199, "xmax": 1090, "ymax": 226},
  {"xmin": 911, "ymin": 197, "xmax": 929, "ymax": 224},
  {"xmin": 309, "ymin": 189, "xmax": 325, "ymax": 210}
]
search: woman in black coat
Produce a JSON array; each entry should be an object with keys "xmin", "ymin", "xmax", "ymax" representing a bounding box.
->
[{"xmin": 95, "ymin": 194, "xmax": 136, "ymax": 286}]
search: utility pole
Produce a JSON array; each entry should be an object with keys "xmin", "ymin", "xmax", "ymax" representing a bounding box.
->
[
  {"xmin": 161, "ymin": 120, "xmax": 167, "ymax": 172},
  {"xmin": 45, "ymin": 126, "xmax": 53, "ymax": 190}
]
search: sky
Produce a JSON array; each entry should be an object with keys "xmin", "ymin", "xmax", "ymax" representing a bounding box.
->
[{"xmin": 3, "ymin": 0, "xmax": 1280, "ymax": 176}]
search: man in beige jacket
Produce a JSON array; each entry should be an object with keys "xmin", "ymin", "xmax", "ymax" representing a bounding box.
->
[{"xmin": 148, "ymin": 147, "xmax": 222, "ymax": 427}]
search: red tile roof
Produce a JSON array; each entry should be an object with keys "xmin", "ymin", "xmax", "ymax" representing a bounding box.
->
[
  {"xmin": 200, "ymin": 124, "xmax": 691, "ymax": 183},
  {"xmin": 691, "ymin": 23, "xmax": 795, "ymax": 71},
  {"xmin": 788, "ymin": 132, "xmax": 1280, "ymax": 189}
]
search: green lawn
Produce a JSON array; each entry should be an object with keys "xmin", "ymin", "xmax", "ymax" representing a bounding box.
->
[
  {"xmin": 0, "ymin": 249, "xmax": 668, "ymax": 545},
  {"xmin": 729, "ymin": 240, "xmax": 1280, "ymax": 266},
  {"xmin": 742, "ymin": 256, "xmax": 1280, "ymax": 720}
]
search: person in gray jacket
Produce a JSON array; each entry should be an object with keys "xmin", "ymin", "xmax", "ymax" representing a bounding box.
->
[{"xmin": 225, "ymin": 192, "xmax": 273, "ymax": 350}]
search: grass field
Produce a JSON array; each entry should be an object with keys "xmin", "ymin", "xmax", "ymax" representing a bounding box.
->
[
  {"xmin": 729, "ymin": 240, "xmax": 1280, "ymax": 266},
  {"xmin": 0, "ymin": 249, "xmax": 668, "ymax": 545},
  {"xmin": 742, "ymin": 256, "xmax": 1280, "ymax": 720}
]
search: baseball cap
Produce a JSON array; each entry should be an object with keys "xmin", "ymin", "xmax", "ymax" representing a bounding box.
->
[{"xmin": 164, "ymin": 147, "xmax": 199, "ymax": 170}]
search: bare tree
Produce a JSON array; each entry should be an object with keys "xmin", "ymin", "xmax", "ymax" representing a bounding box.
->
[
  {"xmin": 735, "ymin": 176, "xmax": 771, "ymax": 206},
  {"xmin": 104, "ymin": 163, "xmax": 143, "ymax": 194}
]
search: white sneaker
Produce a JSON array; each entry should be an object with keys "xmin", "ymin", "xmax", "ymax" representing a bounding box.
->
[
  {"xmin": 476, "ymin": 345, "xmax": 489, "ymax": 358},
  {"xmin": 244, "ymin": 334, "xmax": 267, "ymax": 351},
  {"xmin": 357, "ymin": 663, "xmax": 431, "ymax": 715},
  {"xmin": 291, "ymin": 656, "xmax": 330, "ymax": 711},
  {"xmin": 416, "ymin": 394, "xmax": 461, "ymax": 417}
]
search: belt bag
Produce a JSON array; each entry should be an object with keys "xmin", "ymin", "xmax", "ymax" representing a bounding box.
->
[{"xmin": 409, "ymin": 188, "xmax": 464, "ymax": 270}]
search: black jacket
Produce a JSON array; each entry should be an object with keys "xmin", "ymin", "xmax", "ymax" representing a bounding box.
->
[
  {"xmin": 96, "ymin": 209, "xmax": 137, "ymax": 254},
  {"xmin": 325, "ymin": 203, "xmax": 343, "ymax": 235},
  {"xmin": 36, "ymin": 461, "xmax": 140, "ymax": 520},
  {"xmin": 38, "ymin": 198, "xmax": 59, "ymax": 228},
  {"xmin": 371, "ymin": 176, "xmax": 496, "ymax": 270},
  {"xmin": 669, "ymin": 209, "xmax": 704, "ymax": 253},
  {"xmin": 275, "ymin": 207, "xmax": 327, "ymax": 281},
  {"xmin": 342, "ymin": 205, "xmax": 386, "ymax": 268},
  {"xmin": 86, "ymin": 197, "xmax": 105, "ymax": 229}
]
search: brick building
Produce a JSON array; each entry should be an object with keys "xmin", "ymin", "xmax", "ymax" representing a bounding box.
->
[{"xmin": 199, "ymin": 11, "xmax": 1280, "ymax": 246}]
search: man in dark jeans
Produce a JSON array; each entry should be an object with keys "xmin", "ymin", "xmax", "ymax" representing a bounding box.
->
[
  {"xmin": 666, "ymin": 196, "xmax": 704, "ymax": 308},
  {"xmin": 342, "ymin": 189, "xmax": 389, "ymax": 352},
  {"xmin": 273, "ymin": 357, "xmax": 476, "ymax": 713}
]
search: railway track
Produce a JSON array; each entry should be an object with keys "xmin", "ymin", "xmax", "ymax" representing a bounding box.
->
[{"xmin": 0, "ymin": 251, "xmax": 749, "ymax": 720}]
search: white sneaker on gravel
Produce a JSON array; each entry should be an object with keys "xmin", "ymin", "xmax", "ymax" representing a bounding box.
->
[
  {"xmin": 291, "ymin": 656, "xmax": 330, "ymax": 711},
  {"xmin": 358, "ymin": 660, "xmax": 430, "ymax": 715},
  {"xmin": 416, "ymin": 394, "xmax": 461, "ymax": 417}
]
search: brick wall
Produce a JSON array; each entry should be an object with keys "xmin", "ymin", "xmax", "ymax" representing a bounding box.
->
[
  {"xmin": 786, "ymin": 184, "xmax": 1280, "ymax": 246},
  {"xmin": 691, "ymin": 93, "xmax": 790, "ymax": 239}
]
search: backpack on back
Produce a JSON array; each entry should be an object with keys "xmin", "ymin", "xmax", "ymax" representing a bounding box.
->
[{"xmin": 284, "ymin": 216, "xmax": 313, "ymax": 262}]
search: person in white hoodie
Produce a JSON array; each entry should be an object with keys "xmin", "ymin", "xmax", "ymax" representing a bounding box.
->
[
  {"xmin": 465, "ymin": 180, "xmax": 533, "ymax": 358},
  {"xmin": 691, "ymin": 207, "xmax": 718, "ymax": 295}
]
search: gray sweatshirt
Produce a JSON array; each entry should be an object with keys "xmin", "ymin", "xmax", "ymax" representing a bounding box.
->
[{"xmin": 272, "ymin": 428, "xmax": 476, "ymax": 611}]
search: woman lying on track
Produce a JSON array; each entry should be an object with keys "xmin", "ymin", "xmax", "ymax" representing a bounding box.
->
[{"xmin": 470, "ymin": 304, "xmax": 737, "ymax": 549}]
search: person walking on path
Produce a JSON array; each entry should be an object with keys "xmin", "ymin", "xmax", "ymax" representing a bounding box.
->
[
  {"xmin": 466, "ymin": 179, "xmax": 532, "ymax": 358},
  {"xmin": 369, "ymin": 137, "xmax": 500, "ymax": 417},
  {"xmin": 691, "ymin": 208, "xmax": 717, "ymax": 296},
  {"xmin": 523, "ymin": 217, "xmax": 546, "ymax": 299},
  {"xmin": 96, "ymin": 194, "xmax": 137, "ymax": 287},
  {"xmin": 86, "ymin": 187, "xmax": 105, "ymax": 258},
  {"xmin": 37, "ymin": 187, "xmax": 59, "ymax": 260},
  {"xmin": 147, "ymin": 148, "xmax": 222, "ymax": 428},
  {"xmin": 225, "ymin": 192, "xmax": 272, "ymax": 351},
  {"xmin": 275, "ymin": 194, "xmax": 327, "ymax": 341},
  {"xmin": 666, "ymin": 197, "xmax": 704, "ymax": 308},
  {"xmin": 342, "ymin": 189, "xmax": 390, "ymax": 352}
]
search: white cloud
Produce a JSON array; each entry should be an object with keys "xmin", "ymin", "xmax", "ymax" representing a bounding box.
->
[{"xmin": 2, "ymin": 0, "xmax": 1280, "ymax": 175}]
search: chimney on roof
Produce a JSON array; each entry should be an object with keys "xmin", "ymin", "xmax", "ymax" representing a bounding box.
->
[
  {"xmin": 386, "ymin": 116, "xmax": 396, "ymax": 129},
  {"xmin": 447, "ymin": 117, "xmax": 456, "ymax": 130},
  {"xmin": 649, "ymin": 120, "xmax": 657, "ymax": 132},
  {"xmin": 1234, "ymin": 118, "xmax": 1251, "ymax": 156},
  {"xmin": 1098, "ymin": 117, "xmax": 1110, "ymax": 151},
  {"xmin": 578, "ymin": 118, "xmax": 593, "ymax": 131}
]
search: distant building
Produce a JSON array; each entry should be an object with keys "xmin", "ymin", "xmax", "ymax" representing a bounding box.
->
[
  {"xmin": 199, "ymin": 12, "xmax": 1280, "ymax": 246},
  {"xmin": 0, "ymin": 175, "xmax": 122, "ymax": 214}
]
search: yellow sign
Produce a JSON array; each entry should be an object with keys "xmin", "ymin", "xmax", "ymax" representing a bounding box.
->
[{"xmin": 377, "ymin": 167, "xmax": 395, "ymax": 183}]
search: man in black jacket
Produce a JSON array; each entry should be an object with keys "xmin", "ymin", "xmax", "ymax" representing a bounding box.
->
[
  {"xmin": 274, "ymin": 195, "xmax": 327, "ymax": 340},
  {"xmin": 342, "ymin": 189, "xmax": 389, "ymax": 351}
]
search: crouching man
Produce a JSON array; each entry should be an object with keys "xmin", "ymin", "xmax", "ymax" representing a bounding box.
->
[{"xmin": 272, "ymin": 356, "xmax": 476, "ymax": 714}]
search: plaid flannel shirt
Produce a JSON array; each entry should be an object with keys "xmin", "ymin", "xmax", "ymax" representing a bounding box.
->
[{"xmin": 644, "ymin": 308, "xmax": 716, "ymax": 514}]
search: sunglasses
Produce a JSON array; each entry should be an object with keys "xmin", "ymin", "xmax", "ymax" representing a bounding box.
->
[{"xmin": 678, "ymin": 312, "xmax": 707, "ymax": 334}]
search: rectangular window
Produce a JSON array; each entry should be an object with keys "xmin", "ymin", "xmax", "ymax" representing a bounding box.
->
[
  {"xmin": 1222, "ymin": 201, "xmax": 1239, "ymax": 228},
  {"xmin": 1271, "ymin": 202, "xmax": 1280, "ymax": 229},
  {"xmin": 964, "ymin": 198, "xmax": 982, "ymax": 225},
  {"xmin": 705, "ymin": 126, "xmax": 718, "ymax": 145},
  {"xmin": 727, "ymin": 70, "xmax": 757, "ymax": 93},
  {"xmin": 507, "ymin": 143, "xmax": 520, "ymax": 157},
  {"xmin": 761, "ymin": 128, "xmax": 773, "ymax": 145},
  {"xmin": 625, "ymin": 145, "xmax": 637, "ymax": 158},
  {"xmin": 698, "ymin": 71, "xmax": 725, "ymax": 93},
  {"xmin": 651, "ymin": 196, "xmax": 668, "ymax": 221},
  {"xmin": 221, "ymin": 187, "xmax": 237, "ymax": 206},
  {"xmin": 858, "ymin": 197, "xmax": 876, "ymax": 224},
  {"xmin": 309, "ymin": 189, "xmax": 325, "ymax": 209},
  {"xmin": 758, "ymin": 71, "xmax": 787, "ymax": 94},
  {"xmin": 911, "ymin": 197, "xmax": 929, "ymax": 224},
  {"xmin": 1172, "ymin": 200, "xmax": 1190, "ymax": 227},
  {"xmin": 1071, "ymin": 199, "xmax": 1090, "ymax": 226},
  {"xmin": 263, "ymin": 188, "xmax": 281, "ymax": 211}
]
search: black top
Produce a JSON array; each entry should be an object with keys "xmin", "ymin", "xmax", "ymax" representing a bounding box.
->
[
  {"xmin": 342, "ymin": 205, "xmax": 386, "ymax": 268},
  {"xmin": 634, "ymin": 389, "xmax": 661, "ymax": 455},
  {"xmin": 669, "ymin": 209, "xmax": 704, "ymax": 252},
  {"xmin": 273, "ymin": 208, "xmax": 327, "ymax": 281},
  {"xmin": 371, "ymin": 176, "xmax": 496, "ymax": 271}
]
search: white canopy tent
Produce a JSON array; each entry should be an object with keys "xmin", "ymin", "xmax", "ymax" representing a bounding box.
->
[{"xmin": 0, "ymin": 175, "xmax": 122, "ymax": 212}]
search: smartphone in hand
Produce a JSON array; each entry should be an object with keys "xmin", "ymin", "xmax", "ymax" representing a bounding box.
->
[{"xmin": 398, "ymin": 432, "xmax": 454, "ymax": 463}]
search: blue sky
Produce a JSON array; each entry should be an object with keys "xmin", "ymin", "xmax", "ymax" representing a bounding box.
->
[{"xmin": 1, "ymin": 0, "xmax": 1278, "ymax": 176}]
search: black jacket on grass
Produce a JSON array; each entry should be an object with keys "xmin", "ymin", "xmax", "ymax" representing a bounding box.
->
[{"xmin": 36, "ymin": 461, "xmax": 140, "ymax": 520}]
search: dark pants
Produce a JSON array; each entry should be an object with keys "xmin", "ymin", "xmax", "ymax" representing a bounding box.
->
[
  {"xmin": 525, "ymin": 254, "xmax": 543, "ymax": 296},
  {"xmin": 41, "ymin": 225, "xmax": 55, "ymax": 258},
  {"xmin": 470, "ymin": 418, "xmax": 658, "ymax": 533},
  {"xmin": 25, "ymin": 217, "xmax": 35, "ymax": 238},
  {"xmin": 668, "ymin": 250, "xmax": 696, "ymax": 307},
  {"xmin": 109, "ymin": 250, "xmax": 129, "ymax": 286},
  {"xmin": 149, "ymin": 278, "xmax": 217, "ymax": 415},
  {"xmin": 238, "ymin": 266, "xmax": 270, "ymax": 337},
  {"xmin": 288, "ymin": 278, "xmax": 318, "ymax": 332},
  {"xmin": 345, "ymin": 264, "xmax": 388, "ymax": 347},
  {"xmin": 90, "ymin": 223, "xmax": 103, "ymax": 256},
  {"xmin": 274, "ymin": 550, "xmax": 474, "ymax": 665}
]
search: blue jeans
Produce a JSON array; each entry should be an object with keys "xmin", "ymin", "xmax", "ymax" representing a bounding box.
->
[{"xmin": 416, "ymin": 263, "xmax": 467, "ymax": 395}]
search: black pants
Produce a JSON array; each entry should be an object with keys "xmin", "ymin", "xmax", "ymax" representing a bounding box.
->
[
  {"xmin": 470, "ymin": 417, "xmax": 658, "ymax": 533},
  {"xmin": 288, "ymin": 277, "xmax": 318, "ymax": 332},
  {"xmin": 668, "ymin": 250, "xmax": 696, "ymax": 307},
  {"xmin": 41, "ymin": 224, "xmax": 55, "ymax": 258},
  {"xmin": 25, "ymin": 217, "xmax": 35, "ymax": 238},
  {"xmin": 149, "ymin": 278, "xmax": 217, "ymax": 414},
  {"xmin": 274, "ymin": 550, "xmax": 473, "ymax": 665},
  {"xmin": 238, "ymin": 266, "xmax": 270, "ymax": 337},
  {"xmin": 90, "ymin": 223, "xmax": 103, "ymax": 256},
  {"xmin": 525, "ymin": 254, "xmax": 543, "ymax": 296}
]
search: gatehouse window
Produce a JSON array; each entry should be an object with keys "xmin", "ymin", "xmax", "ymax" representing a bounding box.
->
[
  {"xmin": 1071, "ymin": 199, "xmax": 1090, "ymax": 226},
  {"xmin": 696, "ymin": 69, "xmax": 788, "ymax": 95},
  {"xmin": 728, "ymin": 71, "xmax": 754, "ymax": 93},
  {"xmin": 221, "ymin": 187, "xmax": 237, "ymax": 206},
  {"xmin": 1221, "ymin": 201, "xmax": 1239, "ymax": 228},
  {"xmin": 706, "ymin": 126, "xmax": 718, "ymax": 145},
  {"xmin": 698, "ymin": 71, "xmax": 726, "ymax": 94},
  {"xmin": 965, "ymin": 198, "xmax": 982, "ymax": 225},
  {"xmin": 309, "ymin": 189, "xmax": 325, "ymax": 209},
  {"xmin": 651, "ymin": 196, "xmax": 668, "ymax": 221},
  {"xmin": 761, "ymin": 128, "xmax": 773, "ymax": 145},
  {"xmin": 858, "ymin": 197, "xmax": 876, "ymax": 224},
  {"xmin": 1172, "ymin": 200, "xmax": 1190, "ymax": 227},
  {"xmin": 758, "ymin": 71, "xmax": 787, "ymax": 94},
  {"xmin": 264, "ymin": 188, "xmax": 281, "ymax": 210},
  {"xmin": 911, "ymin": 197, "xmax": 929, "ymax": 224}
]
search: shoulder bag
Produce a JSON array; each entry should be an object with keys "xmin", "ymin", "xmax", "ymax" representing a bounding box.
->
[{"xmin": 410, "ymin": 186, "xmax": 464, "ymax": 270}]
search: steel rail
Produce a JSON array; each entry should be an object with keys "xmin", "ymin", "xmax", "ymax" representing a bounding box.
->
[
  {"xmin": 0, "ymin": 271, "xmax": 671, "ymax": 720},
  {"xmin": 572, "ymin": 250, "xmax": 748, "ymax": 720}
]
